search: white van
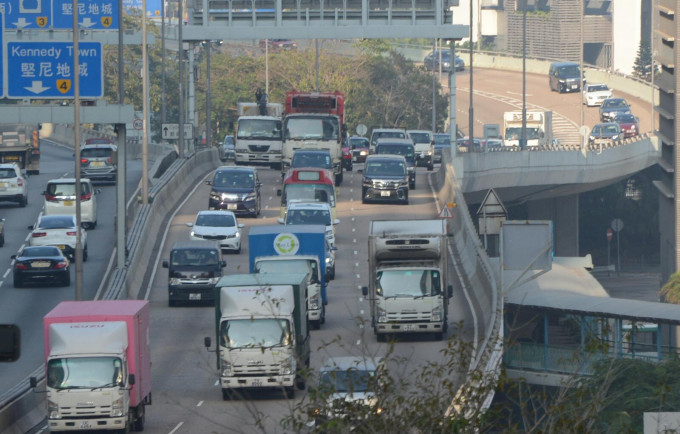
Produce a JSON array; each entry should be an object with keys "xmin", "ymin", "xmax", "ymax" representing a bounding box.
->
[{"xmin": 42, "ymin": 178, "xmax": 99, "ymax": 229}]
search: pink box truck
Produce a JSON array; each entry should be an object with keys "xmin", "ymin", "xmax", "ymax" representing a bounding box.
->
[{"xmin": 31, "ymin": 300, "xmax": 151, "ymax": 432}]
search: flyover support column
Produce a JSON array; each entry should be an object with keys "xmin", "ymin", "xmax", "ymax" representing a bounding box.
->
[{"xmin": 527, "ymin": 194, "xmax": 579, "ymax": 256}]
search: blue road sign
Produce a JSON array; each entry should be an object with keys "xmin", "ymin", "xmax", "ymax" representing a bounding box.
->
[
  {"xmin": 1, "ymin": 0, "xmax": 118, "ymax": 30},
  {"xmin": 7, "ymin": 42, "xmax": 103, "ymax": 99},
  {"xmin": 123, "ymin": 0, "xmax": 163, "ymax": 18}
]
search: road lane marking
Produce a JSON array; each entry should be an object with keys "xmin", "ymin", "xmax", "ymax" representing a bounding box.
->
[
  {"xmin": 168, "ymin": 422, "xmax": 184, "ymax": 434},
  {"xmin": 3, "ymin": 269, "xmax": 10, "ymax": 278},
  {"xmin": 197, "ymin": 400, "xmax": 204, "ymax": 407}
]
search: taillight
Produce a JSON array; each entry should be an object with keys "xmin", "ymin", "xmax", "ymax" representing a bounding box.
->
[
  {"xmin": 54, "ymin": 262, "xmax": 68, "ymax": 269},
  {"xmin": 15, "ymin": 263, "xmax": 29, "ymax": 270},
  {"xmin": 106, "ymin": 157, "xmax": 112, "ymax": 163},
  {"xmin": 81, "ymin": 158, "xmax": 88, "ymax": 164},
  {"xmin": 17, "ymin": 178, "xmax": 23, "ymax": 187},
  {"xmin": 81, "ymin": 192, "xmax": 92, "ymax": 201},
  {"xmin": 32, "ymin": 232, "xmax": 47, "ymax": 238},
  {"xmin": 66, "ymin": 231, "xmax": 77, "ymax": 236},
  {"xmin": 45, "ymin": 194, "xmax": 58, "ymax": 202}
]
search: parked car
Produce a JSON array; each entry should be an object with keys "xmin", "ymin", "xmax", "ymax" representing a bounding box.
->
[
  {"xmin": 186, "ymin": 210, "xmax": 244, "ymax": 254},
  {"xmin": 12, "ymin": 245, "xmax": 70, "ymax": 287},
  {"xmin": 28, "ymin": 214, "xmax": 88, "ymax": 261},
  {"xmin": 599, "ymin": 98, "xmax": 631, "ymax": 122},
  {"xmin": 259, "ymin": 38, "xmax": 297, "ymax": 51},
  {"xmin": 361, "ymin": 154, "xmax": 409, "ymax": 205},
  {"xmin": 206, "ymin": 166, "xmax": 261, "ymax": 217},
  {"xmin": 615, "ymin": 113, "xmax": 640, "ymax": 138},
  {"xmin": 582, "ymin": 83, "xmax": 613, "ymax": 107},
  {"xmin": 42, "ymin": 178, "xmax": 99, "ymax": 229},
  {"xmin": 0, "ymin": 163, "xmax": 28, "ymax": 207},
  {"xmin": 348, "ymin": 136, "xmax": 370, "ymax": 163},
  {"xmin": 588, "ymin": 122, "xmax": 622, "ymax": 145},
  {"xmin": 423, "ymin": 50, "xmax": 465, "ymax": 72},
  {"xmin": 219, "ymin": 136, "xmax": 235, "ymax": 162},
  {"xmin": 79, "ymin": 143, "xmax": 118, "ymax": 182}
]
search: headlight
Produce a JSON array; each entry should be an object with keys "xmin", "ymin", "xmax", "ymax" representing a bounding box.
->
[
  {"xmin": 243, "ymin": 193, "xmax": 256, "ymax": 201},
  {"xmin": 111, "ymin": 397, "xmax": 124, "ymax": 417},
  {"xmin": 210, "ymin": 192, "xmax": 221, "ymax": 200},
  {"xmin": 280, "ymin": 359, "xmax": 293, "ymax": 375},
  {"xmin": 48, "ymin": 399, "xmax": 60, "ymax": 419},
  {"xmin": 588, "ymin": 135, "xmax": 595, "ymax": 141},
  {"xmin": 377, "ymin": 307, "xmax": 387, "ymax": 323},
  {"xmin": 190, "ymin": 231, "xmax": 197, "ymax": 237},
  {"xmin": 169, "ymin": 278, "xmax": 181, "ymax": 285},
  {"xmin": 431, "ymin": 306, "xmax": 442, "ymax": 323},
  {"xmin": 612, "ymin": 135, "xmax": 619, "ymax": 140},
  {"xmin": 399, "ymin": 180, "xmax": 409, "ymax": 188},
  {"xmin": 309, "ymin": 293, "xmax": 319, "ymax": 310},
  {"xmin": 360, "ymin": 150, "xmax": 367, "ymax": 156},
  {"xmin": 209, "ymin": 277, "xmax": 220, "ymax": 284},
  {"xmin": 221, "ymin": 360, "xmax": 232, "ymax": 376}
]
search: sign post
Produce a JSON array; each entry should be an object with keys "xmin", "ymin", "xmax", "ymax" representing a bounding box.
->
[
  {"xmin": 611, "ymin": 218, "xmax": 624, "ymax": 276},
  {"xmin": 606, "ymin": 227, "xmax": 613, "ymax": 275}
]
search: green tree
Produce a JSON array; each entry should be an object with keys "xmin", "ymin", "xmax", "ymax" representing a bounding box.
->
[{"xmin": 633, "ymin": 39, "xmax": 653, "ymax": 81}]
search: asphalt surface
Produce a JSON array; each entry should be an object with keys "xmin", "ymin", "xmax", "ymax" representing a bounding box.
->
[{"xmin": 595, "ymin": 268, "xmax": 663, "ymax": 303}]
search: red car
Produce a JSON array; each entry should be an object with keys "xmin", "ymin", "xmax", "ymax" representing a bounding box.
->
[
  {"xmin": 259, "ymin": 39, "xmax": 297, "ymax": 51},
  {"xmin": 615, "ymin": 113, "xmax": 640, "ymax": 138}
]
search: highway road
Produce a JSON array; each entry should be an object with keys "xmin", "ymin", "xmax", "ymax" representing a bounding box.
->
[{"xmin": 0, "ymin": 140, "xmax": 143, "ymax": 400}]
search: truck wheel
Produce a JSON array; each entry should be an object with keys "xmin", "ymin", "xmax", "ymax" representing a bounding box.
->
[
  {"xmin": 320, "ymin": 305, "xmax": 326, "ymax": 325},
  {"xmin": 13, "ymin": 275, "xmax": 21, "ymax": 288},
  {"xmin": 222, "ymin": 389, "xmax": 232, "ymax": 400},
  {"xmin": 311, "ymin": 320, "xmax": 321, "ymax": 330},
  {"xmin": 335, "ymin": 173, "xmax": 342, "ymax": 186},
  {"xmin": 434, "ymin": 332, "xmax": 444, "ymax": 341},
  {"xmin": 62, "ymin": 272, "xmax": 71, "ymax": 287},
  {"xmin": 284, "ymin": 386, "xmax": 295, "ymax": 399},
  {"xmin": 19, "ymin": 195, "xmax": 27, "ymax": 207},
  {"xmin": 376, "ymin": 333, "xmax": 386, "ymax": 343},
  {"xmin": 133, "ymin": 403, "xmax": 145, "ymax": 431},
  {"xmin": 83, "ymin": 247, "xmax": 88, "ymax": 262},
  {"xmin": 296, "ymin": 375, "xmax": 306, "ymax": 390},
  {"xmin": 427, "ymin": 162, "xmax": 434, "ymax": 171}
]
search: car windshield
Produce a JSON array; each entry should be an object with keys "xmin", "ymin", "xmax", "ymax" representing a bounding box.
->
[
  {"xmin": 195, "ymin": 213, "xmax": 235, "ymax": 227},
  {"xmin": 212, "ymin": 171, "xmax": 254, "ymax": 188},
  {"xmin": 38, "ymin": 216, "xmax": 75, "ymax": 229},
  {"xmin": 292, "ymin": 152, "xmax": 332, "ymax": 169},
  {"xmin": 47, "ymin": 357, "xmax": 122, "ymax": 389},
  {"xmin": 282, "ymin": 184, "xmax": 336, "ymax": 207},
  {"xmin": 0, "ymin": 168, "xmax": 17, "ymax": 179},
  {"xmin": 171, "ymin": 248, "xmax": 219, "ymax": 266},
  {"xmin": 365, "ymin": 161, "xmax": 406, "ymax": 176},
  {"xmin": 376, "ymin": 269, "xmax": 441, "ymax": 297},
  {"xmin": 320, "ymin": 369, "xmax": 375, "ymax": 393},
  {"xmin": 22, "ymin": 246, "xmax": 61, "ymax": 257},
  {"xmin": 605, "ymin": 99, "xmax": 628, "ymax": 108},
  {"xmin": 617, "ymin": 114, "xmax": 636, "ymax": 123},
  {"xmin": 81, "ymin": 148, "xmax": 113, "ymax": 158},
  {"xmin": 558, "ymin": 65, "xmax": 580, "ymax": 76},
  {"xmin": 220, "ymin": 319, "xmax": 291, "ymax": 349},
  {"xmin": 286, "ymin": 208, "xmax": 331, "ymax": 225},
  {"xmin": 350, "ymin": 138, "xmax": 369, "ymax": 148},
  {"xmin": 409, "ymin": 132, "xmax": 431, "ymax": 144},
  {"xmin": 236, "ymin": 118, "xmax": 282, "ymax": 140},
  {"xmin": 588, "ymin": 84, "xmax": 609, "ymax": 92},
  {"xmin": 377, "ymin": 145, "xmax": 414, "ymax": 160},
  {"xmin": 46, "ymin": 182, "xmax": 91, "ymax": 196},
  {"xmin": 434, "ymin": 135, "xmax": 450, "ymax": 146}
]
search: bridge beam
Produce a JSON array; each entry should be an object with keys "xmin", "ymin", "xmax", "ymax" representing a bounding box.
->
[{"xmin": 527, "ymin": 194, "xmax": 579, "ymax": 257}]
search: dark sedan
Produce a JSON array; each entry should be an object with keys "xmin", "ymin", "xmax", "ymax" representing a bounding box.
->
[
  {"xmin": 206, "ymin": 166, "xmax": 261, "ymax": 217},
  {"xmin": 599, "ymin": 98, "xmax": 631, "ymax": 122},
  {"xmin": 615, "ymin": 113, "xmax": 640, "ymax": 138},
  {"xmin": 12, "ymin": 246, "xmax": 70, "ymax": 287},
  {"xmin": 588, "ymin": 122, "xmax": 622, "ymax": 145}
]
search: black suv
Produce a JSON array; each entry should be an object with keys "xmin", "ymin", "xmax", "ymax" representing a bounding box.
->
[
  {"xmin": 374, "ymin": 138, "xmax": 416, "ymax": 189},
  {"xmin": 206, "ymin": 166, "xmax": 261, "ymax": 217},
  {"xmin": 361, "ymin": 154, "xmax": 409, "ymax": 204},
  {"xmin": 162, "ymin": 241, "xmax": 226, "ymax": 306},
  {"xmin": 80, "ymin": 144, "xmax": 118, "ymax": 182}
]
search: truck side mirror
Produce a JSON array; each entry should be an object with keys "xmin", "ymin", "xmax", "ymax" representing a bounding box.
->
[
  {"xmin": 277, "ymin": 189, "xmax": 282, "ymax": 197},
  {"xmin": 325, "ymin": 273, "xmax": 331, "ymax": 283},
  {"xmin": 30, "ymin": 377, "xmax": 37, "ymax": 388},
  {"xmin": 27, "ymin": 224, "xmax": 34, "ymax": 230},
  {"xmin": 220, "ymin": 261, "xmax": 227, "ymax": 268},
  {"xmin": 204, "ymin": 180, "xmax": 212, "ymax": 186},
  {"xmin": 204, "ymin": 337, "xmax": 212, "ymax": 349},
  {"xmin": 128, "ymin": 374, "xmax": 136, "ymax": 386},
  {"xmin": 277, "ymin": 218, "xmax": 285, "ymax": 224},
  {"xmin": 162, "ymin": 260, "xmax": 169, "ymax": 268},
  {"xmin": 362, "ymin": 286, "xmax": 368, "ymax": 296},
  {"xmin": 333, "ymin": 219, "xmax": 340, "ymax": 225},
  {"xmin": 448, "ymin": 285, "xmax": 453, "ymax": 298}
]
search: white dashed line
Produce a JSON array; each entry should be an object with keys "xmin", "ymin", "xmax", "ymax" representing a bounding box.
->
[
  {"xmin": 168, "ymin": 422, "xmax": 184, "ymax": 434},
  {"xmin": 197, "ymin": 401, "xmax": 204, "ymax": 407},
  {"xmin": 3, "ymin": 269, "xmax": 10, "ymax": 279}
]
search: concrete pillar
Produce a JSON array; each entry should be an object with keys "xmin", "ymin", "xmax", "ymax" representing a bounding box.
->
[{"xmin": 527, "ymin": 194, "xmax": 579, "ymax": 256}]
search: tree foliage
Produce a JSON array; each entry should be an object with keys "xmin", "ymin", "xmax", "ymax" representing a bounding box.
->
[{"xmin": 633, "ymin": 39, "xmax": 653, "ymax": 82}]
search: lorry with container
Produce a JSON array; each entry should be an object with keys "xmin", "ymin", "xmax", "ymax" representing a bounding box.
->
[
  {"xmin": 31, "ymin": 300, "xmax": 151, "ymax": 432},
  {"xmin": 503, "ymin": 110, "xmax": 553, "ymax": 147},
  {"xmin": 0, "ymin": 123, "xmax": 44, "ymax": 174},
  {"xmin": 282, "ymin": 90, "xmax": 345, "ymax": 186},
  {"xmin": 249, "ymin": 224, "xmax": 332, "ymax": 309},
  {"xmin": 204, "ymin": 273, "xmax": 310, "ymax": 399},
  {"xmin": 233, "ymin": 101, "xmax": 284, "ymax": 168},
  {"xmin": 362, "ymin": 220, "xmax": 453, "ymax": 341},
  {"xmin": 253, "ymin": 254, "xmax": 326, "ymax": 329}
]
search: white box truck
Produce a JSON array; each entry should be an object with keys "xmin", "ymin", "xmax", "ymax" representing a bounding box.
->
[
  {"xmin": 234, "ymin": 102, "xmax": 284, "ymax": 168},
  {"xmin": 204, "ymin": 273, "xmax": 310, "ymax": 399},
  {"xmin": 503, "ymin": 110, "xmax": 553, "ymax": 147},
  {"xmin": 362, "ymin": 220, "xmax": 453, "ymax": 341},
  {"xmin": 31, "ymin": 300, "xmax": 151, "ymax": 432}
]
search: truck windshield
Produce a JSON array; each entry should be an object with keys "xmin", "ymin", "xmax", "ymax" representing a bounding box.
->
[
  {"xmin": 285, "ymin": 117, "xmax": 339, "ymax": 140},
  {"xmin": 282, "ymin": 184, "xmax": 336, "ymax": 207},
  {"xmin": 47, "ymin": 357, "xmax": 123, "ymax": 389},
  {"xmin": 409, "ymin": 133, "xmax": 431, "ymax": 144},
  {"xmin": 320, "ymin": 369, "xmax": 375, "ymax": 393},
  {"xmin": 505, "ymin": 127, "xmax": 541, "ymax": 140},
  {"xmin": 221, "ymin": 319, "xmax": 291, "ymax": 348},
  {"xmin": 237, "ymin": 119, "xmax": 282, "ymax": 140},
  {"xmin": 376, "ymin": 269, "xmax": 441, "ymax": 297}
]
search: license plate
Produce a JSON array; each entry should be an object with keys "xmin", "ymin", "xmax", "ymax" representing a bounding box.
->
[
  {"xmin": 0, "ymin": 182, "xmax": 7, "ymax": 188},
  {"xmin": 57, "ymin": 245, "xmax": 66, "ymax": 250},
  {"xmin": 252, "ymin": 379, "xmax": 262, "ymax": 386},
  {"xmin": 189, "ymin": 293, "xmax": 201, "ymax": 300},
  {"xmin": 227, "ymin": 204, "xmax": 237, "ymax": 210},
  {"xmin": 571, "ymin": 84, "xmax": 578, "ymax": 89},
  {"xmin": 91, "ymin": 161, "xmax": 104, "ymax": 167},
  {"xmin": 31, "ymin": 261, "xmax": 51, "ymax": 268},
  {"xmin": 402, "ymin": 324, "xmax": 413, "ymax": 331},
  {"xmin": 63, "ymin": 200, "xmax": 74, "ymax": 206},
  {"xmin": 79, "ymin": 422, "xmax": 92, "ymax": 429},
  {"xmin": 380, "ymin": 191, "xmax": 391, "ymax": 197}
]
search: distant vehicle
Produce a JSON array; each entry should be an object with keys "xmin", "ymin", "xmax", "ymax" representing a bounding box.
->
[
  {"xmin": 582, "ymin": 83, "xmax": 613, "ymax": 107},
  {"xmin": 599, "ymin": 98, "xmax": 631, "ymax": 122},
  {"xmin": 369, "ymin": 128, "xmax": 407, "ymax": 153},
  {"xmin": 186, "ymin": 210, "xmax": 245, "ymax": 254},
  {"xmin": 42, "ymin": 178, "xmax": 99, "ymax": 229},
  {"xmin": 84, "ymin": 137, "xmax": 114, "ymax": 145},
  {"xmin": 374, "ymin": 138, "xmax": 417, "ymax": 189},
  {"xmin": 549, "ymin": 61, "xmax": 581, "ymax": 93},
  {"xmin": 347, "ymin": 136, "xmax": 370, "ymax": 163},
  {"xmin": 12, "ymin": 245, "xmax": 70, "ymax": 287},
  {"xmin": 259, "ymin": 38, "xmax": 298, "ymax": 51},
  {"xmin": 615, "ymin": 113, "xmax": 640, "ymax": 138},
  {"xmin": 79, "ymin": 143, "xmax": 118, "ymax": 182},
  {"xmin": 588, "ymin": 122, "xmax": 622, "ymax": 145},
  {"xmin": 341, "ymin": 140, "xmax": 353, "ymax": 172},
  {"xmin": 423, "ymin": 50, "xmax": 465, "ymax": 72},
  {"xmin": 219, "ymin": 136, "xmax": 235, "ymax": 162},
  {"xmin": 28, "ymin": 214, "xmax": 88, "ymax": 261},
  {"xmin": 361, "ymin": 154, "xmax": 409, "ymax": 204},
  {"xmin": 278, "ymin": 201, "xmax": 339, "ymax": 248},
  {"xmin": 206, "ymin": 166, "xmax": 261, "ymax": 217},
  {"xmin": 278, "ymin": 167, "xmax": 337, "ymax": 219},
  {"xmin": 457, "ymin": 137, "xmax": 483, "ymax": 149},
  {"xmin": 0, "ymin": 163, "xmax": 28, "ymax": 207},
  {"xmin": 433, "ymin": 133, "xmax": 451, "ymax": 163},
  {"xmin": 162, "ymin": 241, "xmax": 226, "ymax": 306},
  {"xmin": 406, "ymin": 130, "xmax": 434, "ymax": 170}
]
